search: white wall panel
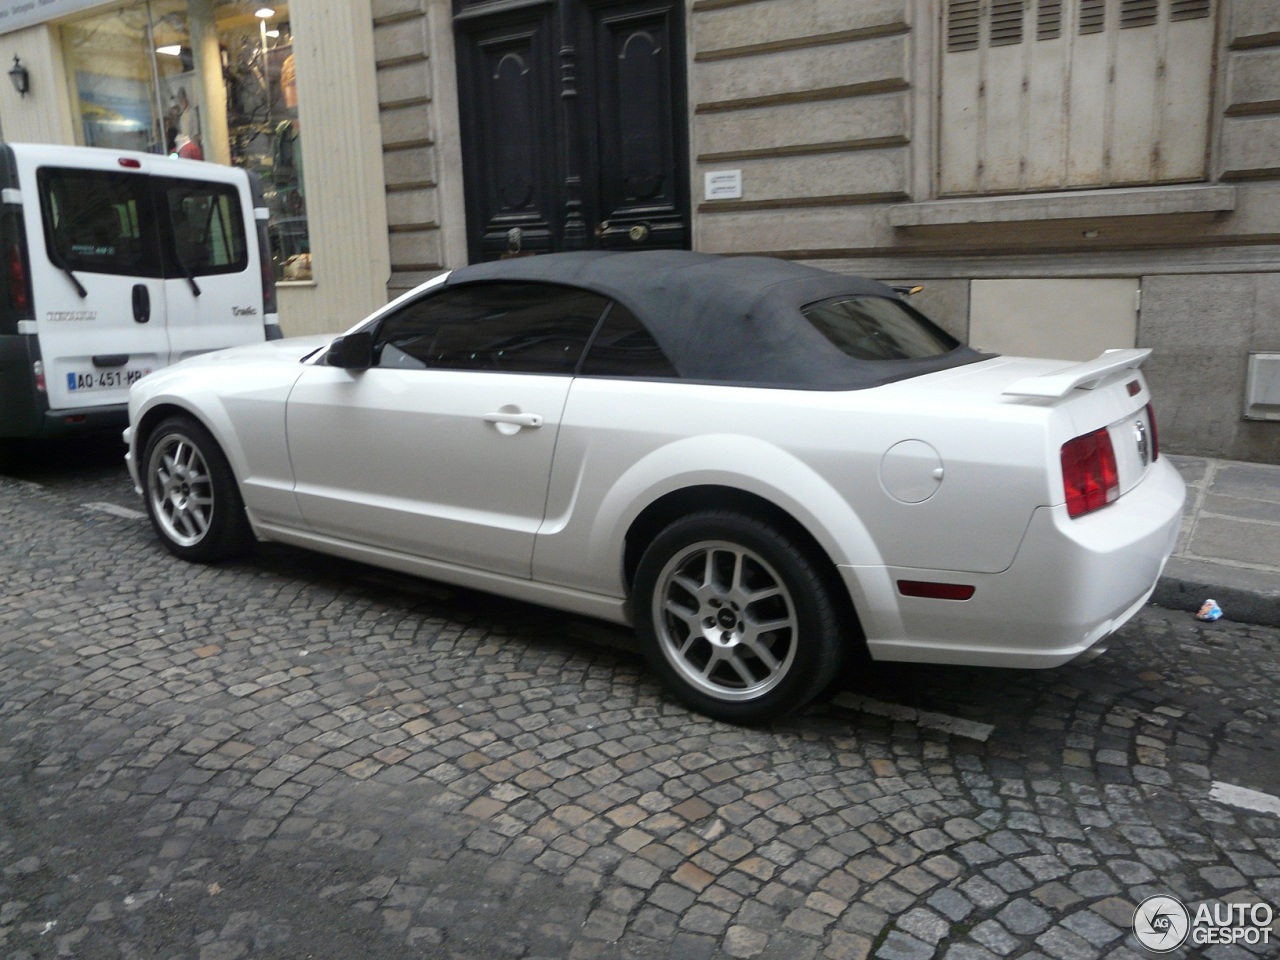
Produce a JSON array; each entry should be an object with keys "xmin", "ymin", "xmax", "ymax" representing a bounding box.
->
[{"xmin": 970, "ymin": 278, "xmax": 1138, "ymax": 360}]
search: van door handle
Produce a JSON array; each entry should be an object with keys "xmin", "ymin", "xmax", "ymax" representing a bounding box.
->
[
  {"xmin": 132, "ymin": 284, "xmax": 151, "ymax": 324},
  {"xmin": 93, "ymin": 355, "xmax": 129, "ymax": 368}
]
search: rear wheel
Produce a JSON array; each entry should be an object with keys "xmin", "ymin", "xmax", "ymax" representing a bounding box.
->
[
  {"xmin": 142, "ymin": 416, "xmax": 254, "ymax": 562},
  {"xmin": 634, "ymin": 511, "xmax": 845, "ymax": 724}
]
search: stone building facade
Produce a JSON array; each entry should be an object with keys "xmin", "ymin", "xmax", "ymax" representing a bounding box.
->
[
  {"xmin": 2, "ymin": 0, "xmax": 1276, "ymax": 461},
  {"xmin": 366, "ymin": 0, "xmax": 1278, "ymax": 462}
]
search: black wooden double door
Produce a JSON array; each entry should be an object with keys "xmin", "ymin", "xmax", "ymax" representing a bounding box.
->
[{"xmin": 455, "ymin": 0, "xmax": 689, "ymax": 262}]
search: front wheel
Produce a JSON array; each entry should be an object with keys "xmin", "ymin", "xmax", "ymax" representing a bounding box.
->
[
  {"xmin": 142, "ymin": 416, "xmax": 254, "ymax": 562},
  {"xmin": 633, "ymin": 511, "xmax": 846, "ymax": 724}
]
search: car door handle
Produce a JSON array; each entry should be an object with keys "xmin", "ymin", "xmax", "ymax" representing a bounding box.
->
[
  {"xmin": 132, "ymin": 284, "xmax": 151, "ymax": 324},
  {"xmin": 483, "ymin": 411, "xmax": 543, "ymax": 428}
]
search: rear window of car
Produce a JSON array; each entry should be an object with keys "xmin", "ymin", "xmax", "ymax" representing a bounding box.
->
[{"xmin": 802, "ymin": 295, "xmax": 960, "ymax": 361}]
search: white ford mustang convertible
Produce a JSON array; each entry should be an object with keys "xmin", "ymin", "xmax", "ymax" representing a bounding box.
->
[{"xmin": 126, "ymin": 251, "xmax": 1185, "ymax": 723}]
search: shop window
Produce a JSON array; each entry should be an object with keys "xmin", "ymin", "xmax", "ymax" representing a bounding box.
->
[{"xmin": 60, "ymin": 1, "xmax": 310, "ymax": 282}]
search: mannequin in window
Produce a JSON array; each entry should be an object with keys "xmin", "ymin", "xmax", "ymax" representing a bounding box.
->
[{"xmin": 168, "ymin": 87, "xmax": 204, "ymax": 161}]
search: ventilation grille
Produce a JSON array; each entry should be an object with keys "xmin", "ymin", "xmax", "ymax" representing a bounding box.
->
[
  {"xmin": 947, "ymin": 0, "xmax": 981, "ymax": 51},
  {"xmin": 1079, "ymin": 0, "xmax": 1106, "ymax": 33},
  {"xmin": 1120, "ymin": 0, "xmax": 1158, "ymax": 27},
  {"xmin": 1037, "ymin": 0, "xmax": 1063, "ymax": 40},
  {"xmin": 1171, "ymin": 0, "xmax": 1211, "ymax": 21},
  {"xmin": 990, "ymin": 0, "xmax": 1026, "ymax": 45}
]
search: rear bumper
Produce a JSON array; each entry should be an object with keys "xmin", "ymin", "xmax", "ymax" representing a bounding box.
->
[
  {"xmin": 845, "ymin": 456, "xmax": 1186, "ymax": 667},
  {"xmin": 40, "ymin": 404, "xmax": 129, "ymax": 437}
]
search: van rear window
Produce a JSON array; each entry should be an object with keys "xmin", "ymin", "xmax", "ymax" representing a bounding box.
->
[
  {"xmin": 159, "ymin": 179, "xmax": 248, "ymax": 277},
  {"xmin": 38, "ymin": 169, "xmax": 160, "ymax": 278}
]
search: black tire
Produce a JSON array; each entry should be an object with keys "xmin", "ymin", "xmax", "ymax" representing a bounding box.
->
[
  {"xmin": 141, "ymin": 416, "xmax": 254, "ymax": 563},
  {"xmin": 633, "ymin": 510, "xmax": 846, "ymax": 724}
]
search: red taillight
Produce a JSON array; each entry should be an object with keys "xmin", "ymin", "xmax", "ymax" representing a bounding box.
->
[
  {"xmin": 1145, "ymin": 403, "xmax": 1160, "ymax": 461},
  {"xmin": 1061, "ymin": 427, "xmax": 1119, "ymax": 518},
  {"xmin": 8, "ymin": 242, "xmax": 28, "ymax": 313}
]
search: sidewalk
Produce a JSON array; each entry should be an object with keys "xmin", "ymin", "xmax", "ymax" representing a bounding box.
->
[{"xmin": 1152, "ymin": 455, "xmax": 1280, "ymax": 627}]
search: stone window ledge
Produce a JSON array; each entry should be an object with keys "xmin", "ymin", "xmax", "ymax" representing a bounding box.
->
[{"xmin": 889, "ymin": 185, "xmax": 1237, "ymax": 228}]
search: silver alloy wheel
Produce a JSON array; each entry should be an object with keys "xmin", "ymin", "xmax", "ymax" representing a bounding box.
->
[
  {"xmin": 651, "ymin": 539, "xmax": 799, "ymax": 702},
  {"xmin": 147, "ymin": 432, "xmax": 215, "ymax": 548}
]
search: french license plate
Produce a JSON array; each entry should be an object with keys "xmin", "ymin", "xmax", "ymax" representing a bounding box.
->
[{"xmin": 66, "ymin": 368, "xmax": 152, "ymax": 392}]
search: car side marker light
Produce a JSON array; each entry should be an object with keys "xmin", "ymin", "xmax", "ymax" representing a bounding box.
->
[{"xmin": 897, "ymin": 580, "xmax": 976, "ymax": 601}]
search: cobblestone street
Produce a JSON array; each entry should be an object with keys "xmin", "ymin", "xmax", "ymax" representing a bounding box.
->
[{"xmin": 1, "ymin": 454, "xmax": 1278, "ymax": 960}]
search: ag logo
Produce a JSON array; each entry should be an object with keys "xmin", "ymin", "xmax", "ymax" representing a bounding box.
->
[{"xmin": 1134, "ymin": 895, "xmax": 1190, "ymax": 952}]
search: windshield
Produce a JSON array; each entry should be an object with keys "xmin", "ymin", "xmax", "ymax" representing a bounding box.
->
[{"xmin": 802, "ymin": 295, "xmax": 960, "ymax": 361}]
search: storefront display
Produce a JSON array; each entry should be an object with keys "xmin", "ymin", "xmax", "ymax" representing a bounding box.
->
[{"xmin": 59, "ymin": 0, "xmax": 310, "ymax": 281}]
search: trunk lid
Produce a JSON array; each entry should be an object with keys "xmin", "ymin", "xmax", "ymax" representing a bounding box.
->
[{"xmin": 906, "ymin": 350, "xmax": 1160, "ymax": 500}]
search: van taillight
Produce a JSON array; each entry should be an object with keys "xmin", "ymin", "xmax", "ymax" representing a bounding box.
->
[
  {"xmin": 1061, "ymin": 427, "xmax": 1119, "ymax": 518},
  {"xmin": 1146, "ymin": 403, "xmax": 1160, "ymax": 461},
  {"xmin": 8, "ymin": 242, "xmax": 28, "ymax": 313},
  {"xmin": 33, "ymin": 360, "xmax": 45, "ymax": 393}
]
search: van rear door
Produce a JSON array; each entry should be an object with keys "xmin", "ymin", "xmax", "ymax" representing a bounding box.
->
[
  {"xmin": 25, "ymin": 155, "xmax": 168, "ymax": 414},
  {"xmin": 156, "ymin": 168, "xmax": 268, "ymax": 362}
]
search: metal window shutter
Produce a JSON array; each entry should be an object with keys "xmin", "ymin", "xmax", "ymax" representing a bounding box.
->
[
  {"xmin": 1037, "ymin": 0, "xmax": 1063, "ymax": 40},
  {"xmin": 1171, "ymin": 0, "xmax": 1211, "ymax": 21},
  {"xmin": 947, "ymin": 0, "xmax": 981, "ymax": 52},
  {"xmin": 990, "ymin": 0, "xmax": 1027, "ymax": 46},
  {"xmin": 1120, "ymin": 0, "xmax": 1158, "ymax": 28},
  {"xmin": 1079, "ymin": 0, "xmax": 1106, "ymax": 33}
]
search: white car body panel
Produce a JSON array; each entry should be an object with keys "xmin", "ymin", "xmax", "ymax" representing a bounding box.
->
[
  {"xmin": 849, "ymin": 456, "xmax": 1184, "ymax": 666},
  {"xmin": 125, "ymin": 336, "xmax": 327, "ymax": 526},
  {"xmin": 126, "ymin": 268, "xmax": 1185, "ymax": 672},
  {"xmin": 285, "ymin": 365, "xmax": 572, "ymax": 578}
]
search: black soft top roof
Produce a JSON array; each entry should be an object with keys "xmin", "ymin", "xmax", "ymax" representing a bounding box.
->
[{"xmin": 445, "ymin": 250, "xmax": 985, "ymax": 389}]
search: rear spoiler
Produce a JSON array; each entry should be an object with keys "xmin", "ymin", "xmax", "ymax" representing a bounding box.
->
[{"xmin": 1003, "ymin": 348, "xmax": 1152, "ymax": 399}]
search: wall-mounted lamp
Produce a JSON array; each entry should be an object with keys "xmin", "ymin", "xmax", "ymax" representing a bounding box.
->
[{"xmin": 8, "ymin": 55, "xmax": 30, "ymax": 97}]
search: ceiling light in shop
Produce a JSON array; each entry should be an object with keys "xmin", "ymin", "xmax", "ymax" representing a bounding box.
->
[
  {"xmin": 255, "ymin": 7, "xmax": 275, "ymax": 18},
  {"xmin": 156, "ymin": 45, "xmax": 182, "ymax": 56}
]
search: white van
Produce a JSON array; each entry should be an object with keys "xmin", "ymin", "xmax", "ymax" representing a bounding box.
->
[{"xmin": 0, "ymin": 143, "xmax": 279, "ymax": 440}]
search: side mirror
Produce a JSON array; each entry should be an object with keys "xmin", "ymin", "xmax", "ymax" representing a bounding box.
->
[{"xmin": 327, "ymin": 330, "xmax": 374, "ymax": 370}]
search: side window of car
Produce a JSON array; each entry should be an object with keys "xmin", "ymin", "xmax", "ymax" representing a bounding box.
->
[
  {"xmin": 579, "ymin": 301, "xmax": 678, "ymax": 379},
  {"xmin": 37, "ymin": 168, "xmax": 160, "ymax": 277},
  {"xmin": 373, "ymin": 282, "xmax": 609, "ymax": 374},
  {"xmin": 158, "ymin": 178, "xmax": 248, "ymax": 278}
]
